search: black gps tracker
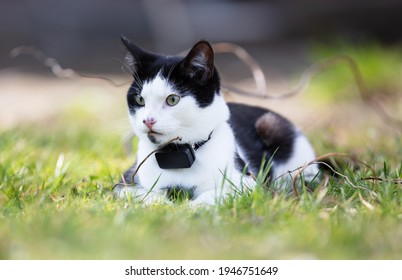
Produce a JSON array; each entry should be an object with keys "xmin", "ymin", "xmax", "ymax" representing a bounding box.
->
[{"xmin": 155, "ymin": 144, "xmax": 196, "ymax": 169}]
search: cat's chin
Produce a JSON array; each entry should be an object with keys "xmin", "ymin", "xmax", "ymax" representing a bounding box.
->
[
  {"xmin": 147, "ymin": 131, "xmax": 162, "ymax": 144},
  {"xmin": 145, "ymin": 132, "xmax": 185, "ymax": 147}
]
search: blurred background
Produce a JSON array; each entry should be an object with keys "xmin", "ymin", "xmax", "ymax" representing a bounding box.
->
[
  {"xmin": 1, "ymin": 0, "xmax": 402, "ymax": 73},
  {"xmin": 0, "ymin": 0, "xmax": 401, "ymax": 144}
]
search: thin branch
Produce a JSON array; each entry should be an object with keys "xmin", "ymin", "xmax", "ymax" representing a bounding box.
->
[
  {"xmin": 361, "ymin": 177, "xmax": 402, "ymax": 185},
  {"xmin": 130, "ymin": 136, "xmax": 182, "ymax": 184},
  {"xmin": 212, "ymin": 43, "xmax": 267, "ymax": 98},
  {"xmin": 10, "ymin": 45, "xmax": 129, "ymax": 87},
  {"xmin": 289, "ymin": 152, "xmax": 378, "ymax": 197}
]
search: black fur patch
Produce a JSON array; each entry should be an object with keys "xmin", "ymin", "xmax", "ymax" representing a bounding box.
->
[
  {"xmin": 126, "ymin": 55, "xmax": 182, "ymax": 113},
  {"xmin": 120, "ymin": 161, "xmax": 139, "ymax": 185},
  {"xmin": 255, "ymin": 112, "xmax": 296, "ymax": 163},
  {"xmin": 228, "ymin": 102, "xmax": 296, "ymax": 179},
  {"xmin": 166, "ymin": 64, "xmax": 220, "ymax": 108},
  {"xmin": 234, "ymin": 152, "xmax": 247, "ymax": 173},
  {"xmin": 123, "ymin": 38, "xmax": 221, "ymax": 110},
  {"xmin": 162, "ymin": 185, "xmax": 196, "ymax": 202}
]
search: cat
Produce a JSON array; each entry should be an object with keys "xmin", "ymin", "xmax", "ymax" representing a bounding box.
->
[{"xmin": 114, "ymin": 36, "xmax": 319, "ymax": 206}]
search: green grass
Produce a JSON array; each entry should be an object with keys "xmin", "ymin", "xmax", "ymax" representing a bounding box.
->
[
  {"xmin": 1, "ymin": 114, "xmax": 401, "ymax": 260},
  {"xmin": 306, "ymin": 42, "xmax": 402, "ymax": 102},
  {"xmin": 1, "ymin": 43, "xmax": 401, "ymax": 260}
]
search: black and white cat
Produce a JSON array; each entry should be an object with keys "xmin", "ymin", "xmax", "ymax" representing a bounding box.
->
[{"xmin": 114, "ymin": 37, "xmax": 318, "ymax": 205}]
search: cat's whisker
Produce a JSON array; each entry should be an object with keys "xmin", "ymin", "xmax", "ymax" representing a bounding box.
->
[
  {"xmin": 122, "ymin": 131, "xmax": 135, "ymax": 143},
  {"xmin": 121, "ymin": 65, "xmax": 134, "ymax": 79},
  {"xmin": 129, "ymin": 70, "xmax": 143, "ymax": 89},
  {"xmin": 103, "ymin": 118, "xmax": 133, "ymax": 135},
  {"xmin": 171, "ymin": 128, "xmax": 200, "ymax": 142},
  {"xmin": 123, "ymin": 54, "xmax": 137, "ymax": 75},
  {"xmin": 165, "ymin": 59, "xmax": 181, "ymax": 84},
  {"xmin": 116, "ymin": 56, "xmax": 144, "ymax": 89},
  {"xmin": 122, "ymin": 132, "xmax": 136, "ymax": 155},
  {"xmin": 114, "ymin": 57, "xmax": 135, "ymax": 76},
  {"xmin": 132, "ymin": 79, "xmax": 143, "ymax": 91},
  {"xmin": 165, "ymin": 132, "xmax": 181, "ymax": 142},
  {"xmin": 114, "ymin": 57, "xmax": 143, "ymax": 89},
  {"xmin": 134, "ymin": 70, "xmax": 144, "ymax": 87}
]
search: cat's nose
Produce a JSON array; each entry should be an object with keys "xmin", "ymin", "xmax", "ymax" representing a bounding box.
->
[{"xmin": 143, "ymin": 118, "xmax": 156, "ymax": 129}]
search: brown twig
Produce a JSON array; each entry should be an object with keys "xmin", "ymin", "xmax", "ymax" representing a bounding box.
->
[
  {"xmin": 10, "ymin": 45, "xmax": 129, "ymax": 87},
  {"xmin": 212, "ymin": 43, "xmax": 267, "ymax": 98},
  {"xmin": 130, "ymin": 136, "xmax": 182, "ymax": 184},
  {"xmin": 361, "ymin": 177, "xmax": 402, "ymax": 185},
  {"xmin": 290, "ymin": 152, "xmax": 378, "ymax": 197}
]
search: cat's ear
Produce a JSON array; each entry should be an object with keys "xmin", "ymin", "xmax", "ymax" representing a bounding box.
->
[
  {"xmin": 121, "ymin": 35, "xmax": 157, "ymax": 69},
  {"xmin": 182, "ymin": 40, "xmax": 214, "ymax": 80}
]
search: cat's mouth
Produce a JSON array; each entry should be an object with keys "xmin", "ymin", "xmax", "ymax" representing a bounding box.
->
[
  {"xmin": 147, "ymin": 129, "xmax": 162, "ymax": 135},
  {"xmin": 147, "ymin": 130, "xmax": 162, "ymax": 144}
]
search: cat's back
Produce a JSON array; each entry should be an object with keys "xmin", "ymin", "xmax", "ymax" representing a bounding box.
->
[{"xmin": 228, "ymin": 102, "xmax": 304, "ymax": 176}]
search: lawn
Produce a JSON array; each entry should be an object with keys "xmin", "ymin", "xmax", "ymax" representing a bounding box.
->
[{"xmin": 0, "ymin": 43, "xmax": 401, "ymax": 259}]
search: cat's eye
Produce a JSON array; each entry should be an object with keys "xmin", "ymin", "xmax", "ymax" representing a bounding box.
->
[
  {"xmin": 166, "ymin": 94, "xmax": 180, "ymax": 106},
  {"xmin": 135, "ymin": 95, "xmax": 145, "ymax": 106}
]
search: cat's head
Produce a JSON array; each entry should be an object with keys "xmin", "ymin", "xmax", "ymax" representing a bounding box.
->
[{"xmin": 122, "ymin": 36, "xmax": 229, "ymax": 146}]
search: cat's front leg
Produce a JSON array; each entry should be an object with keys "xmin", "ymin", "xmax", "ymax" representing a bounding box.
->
[
  {"xmin": 189, "ymin": 189, "xmax": 222, "ymax": 207},
  {"xmin": 114, "ymin": 184, "xmax": 169, "ymax": 205},
  {"xmin": 138, "ymin": 190, "xmax": 170, "ymax": 206},
  {"xmin": 189, "ymin": 183, "xmax": 232, "ymax": 207},
  {"xmin": 189, "ymin": 173, "xmax": 256, "ymax": 207}
]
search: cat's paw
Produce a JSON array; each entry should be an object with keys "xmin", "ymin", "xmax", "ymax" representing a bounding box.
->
[
  {"xmin": 188, "ymin": 189, "xmax": 225, "ymax": 207},
  {"xmin": 114, "ymin": 183, "xmax": 171, "ymax": 206},
  {"xmin": 272, "ymin": 163, "xmax": 320, "ymax": 192},
  {"xmin": 113, "ymin": 183, "xmax": 137, "ymax": 199}
]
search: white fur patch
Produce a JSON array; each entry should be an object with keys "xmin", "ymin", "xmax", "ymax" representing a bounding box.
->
[{"xmin": 272, "ymin": 132, "xmax": 319, "ymax": 190}]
